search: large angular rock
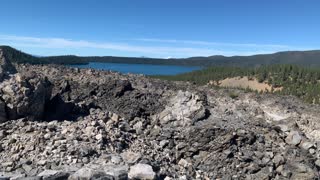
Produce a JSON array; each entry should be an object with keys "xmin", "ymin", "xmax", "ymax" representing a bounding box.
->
[
  {"xmin": 128, "ymin": 164, "xmax": 155, "ymax": 180},
  {"xmin": 154, "ymin": 91, "xmax": 208, "ymax": 126},
  {"xmin": 0, "ymin": 72, "xmax": 52, "ymax": 120}
]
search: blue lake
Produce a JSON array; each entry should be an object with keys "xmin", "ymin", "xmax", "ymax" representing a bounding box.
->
[{"xmin": 69, "ymin": 62, "xmax": 202, "ymax": 75}]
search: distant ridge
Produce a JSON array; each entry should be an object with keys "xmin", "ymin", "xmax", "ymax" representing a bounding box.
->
[{"xmin": 1, "ymin": 45, "xmax": 320, "ymax": 67}]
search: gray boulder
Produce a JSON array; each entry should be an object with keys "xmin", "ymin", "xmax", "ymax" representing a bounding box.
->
[
  {"xmin": 154, "ymin": 91, "xmax": 208, "ymax": 127},
  {"xmin": 128, "ymin": 164, "xmax": 155, "ymax": 180},
  {"xmin": 285, "ymin": 131, "xmax": 302, "ymax": 146},
  {"xmin": 37, "ymin": 170, "xmax": 69, "ymax": 180}
]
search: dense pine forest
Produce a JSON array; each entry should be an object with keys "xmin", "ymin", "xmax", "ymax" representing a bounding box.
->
[{"xmin": 152, "ymin": 65, "xmax": 320, "ymax": 104}]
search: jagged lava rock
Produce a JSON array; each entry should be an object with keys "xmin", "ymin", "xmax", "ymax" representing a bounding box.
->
[{"xmin": 0, "ymin": 58, "xmax": 318, "ymax": 179}]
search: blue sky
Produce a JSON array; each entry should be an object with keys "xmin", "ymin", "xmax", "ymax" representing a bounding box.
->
[{"xmin": 0, "ymin": 0, "xmax": 319, "ymax": 58}]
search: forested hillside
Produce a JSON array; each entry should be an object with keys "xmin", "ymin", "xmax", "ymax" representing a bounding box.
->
[
  {"xmin": 152, "ymin": 64, "xmax": 320, "ymax": 104},
  {"xmin": 2, "ymin": 45, "xmax": 320, "ymax": 67}
]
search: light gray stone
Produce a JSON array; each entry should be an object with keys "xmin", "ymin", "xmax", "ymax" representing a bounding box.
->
[
  {"xmin": 128, "ymin": 164, "xmax": 155, "ymax": 180},
  {"xmin": 301, "ymin": 141, "xmax": 314, "ymax": 150},
  {"xmin": 285, "ymin": 131, "xmax": 302, "ymax": 146},
  {"xmin": 68, "ymin": 167, "xmax": 106, "ymax": 180},
  {"xmin": 37, "ymin": 170, "xmax": 69, "ymax": 180}
]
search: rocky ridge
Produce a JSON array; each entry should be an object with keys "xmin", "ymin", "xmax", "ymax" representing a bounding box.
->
[{"xmin": 0, "ymin": 50, "xmax": 320, "ymax": 179}]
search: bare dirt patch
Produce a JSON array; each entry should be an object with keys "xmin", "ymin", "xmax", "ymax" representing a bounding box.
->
[{"xmin": 209, "ymin": 76, "xmax": 282, "ymax": 92}]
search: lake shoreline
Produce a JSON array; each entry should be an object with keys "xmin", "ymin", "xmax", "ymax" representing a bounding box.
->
[{"xmin": 69, "ymin": 62, "xmax": 202, "ymax": 75}]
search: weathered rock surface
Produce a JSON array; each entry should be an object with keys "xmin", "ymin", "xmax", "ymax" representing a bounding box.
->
[
  {"xmin": 153, "ymin": 90, "xmax": 208, "ymax": 127},
  {"xmin": 0, "ymin": 73, "xmax": 52, "ymax": 120},
  {"xmin": 0, "ymin": 49, "xmax": 17, "ymax": 82},
  {"xmin": 0, "ymin": 53, "xmax": 319, "ymax": 179}
]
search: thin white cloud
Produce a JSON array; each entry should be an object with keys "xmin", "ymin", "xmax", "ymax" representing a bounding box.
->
[
  {"xmin": 0, "ymin": 34, "xmax": 309, "ymax": 57},
  {"xmin": 134, "ymin": 38, "xmax": 292, "ymax": 49},
  {"xmin": 0, "ymin": 34, "xmax": 226, "ymax": 56}
]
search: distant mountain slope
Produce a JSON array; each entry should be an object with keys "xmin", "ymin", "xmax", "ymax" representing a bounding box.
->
[
  {"xmin": 0, "ymin": 46, "xmax": 88, "ymax": 65},
  {"xmin": 1, "ymin": 45, "xmax": 320, "ymax": 67}
]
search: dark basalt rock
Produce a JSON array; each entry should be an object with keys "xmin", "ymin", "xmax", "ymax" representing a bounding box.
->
[{"xmin": 54, "ymin": 78, "xmax": 164, "ymax": 120}]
